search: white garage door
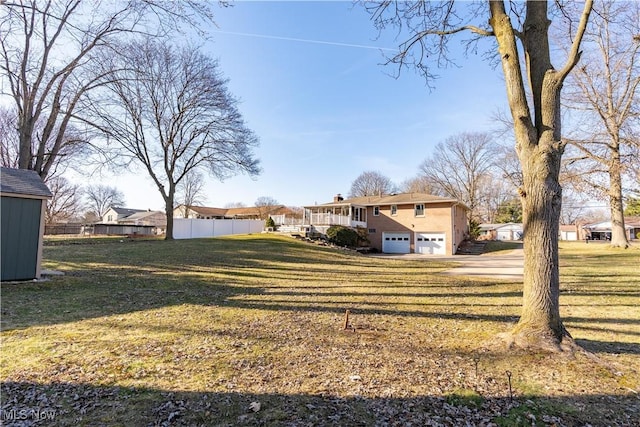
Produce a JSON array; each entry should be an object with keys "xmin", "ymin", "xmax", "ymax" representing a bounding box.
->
[
  {"xmin": 497, "ymin": 230, "xmax": 511, "ymax": 240},
  {"xmin": 415, "ymin": 232, "xmax": 446, "ymax": 255},
  {"xmin": 382, "ymin": 232, "xmax": 411, "ymax": 254}
]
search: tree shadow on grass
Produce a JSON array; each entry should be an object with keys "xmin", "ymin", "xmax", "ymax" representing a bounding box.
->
[
  {"xmin": 1, "ymin": 381, "xmax": 638, "ymax": 427},
  {"xmin": 574, "ymin": 338, "xmax": 640, "ymax": 355},
  {"xmin": 3, "ymin": 237, "xmax": 639, "ymax": 358},
  {"xmin": 2, "ymin": 265, "xmax": 639, "ymax": 355}
]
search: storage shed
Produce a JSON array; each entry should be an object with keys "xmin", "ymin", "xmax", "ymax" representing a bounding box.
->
[{"xmin": 1, "ymin": 167, "xmax": 52, "ymax": 281}]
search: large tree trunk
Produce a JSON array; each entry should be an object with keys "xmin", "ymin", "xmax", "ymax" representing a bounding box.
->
[
  {"xmin": 608, "ymin": 146, "xmax": 629, "ymax": 248},
  {"xmin": 489, "ymin": 0, "xmax": 592, "ymax": 351},
  {"xmin": 511, "ymin": 134, "xmax": 570, "ymax": 350}
]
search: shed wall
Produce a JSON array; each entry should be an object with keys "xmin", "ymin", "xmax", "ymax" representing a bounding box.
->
[{"xmin": 1, "ymin": 196, "xmax": 43, "ymax": 281}]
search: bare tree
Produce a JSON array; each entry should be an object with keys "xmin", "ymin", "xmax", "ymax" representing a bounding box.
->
[
  {"xmin": 399, "ymin": 175, "xmax": 441, "ymax": 195},
  {"xmin": 348, "ymin": 170, "xmax": 396, "ymax": 197},
  {"xmin": 85, "ymin": 184, "xmax": 125, "ymax": 218},
  {"xmin": 0, "ymin": 0, "xmax": 216, "ymax": 180},
  {"xmin": 45, "ymin": 177, "xmax": 84, "ymax": 224},
  {"xmin": 254, "ymin": 196, "xmax": 280, "ymax": 220},
  {"xmin": 0, "ymin": 105, "xmax": 86, "ymax": 176},
  {"xmin": 365, "ymin": 0, "xmax": 594, "ymax": 351},
  {"xmin": 418, "ymin": 132, "xmax": 497, "ymax": 222},
  {"xmin": 177, "ymin": 171, "xmax": 207, "ymax": 218},
  {"xmin": 560, "ymin": 193, "xmax": 592, "ymax": 225},
  {"xmin": 224, "ymin": 202, "xmax": 247, "ymax": 208},
  {"xmin": 85, "ymin": 39, "xmax": 260, "ymax": 240},
  {"xmin": 0, "ymin": 106, "xmax": 19, "ymax": 168},
  {"xmin": 476, "ymin": 172, "xmax": 518, "ymax": 223},
  {"xmin": 560, "ymin": 0, "xmax": 640, "ymax": 248}
]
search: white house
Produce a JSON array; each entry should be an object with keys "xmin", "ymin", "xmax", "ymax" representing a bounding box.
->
[
  {"xmin": 102, "ymin": 207, "xmax": 147, "ymax": 223},
  {"xmin": 479, "ymin": 223, "xmax": 524, "ymax": 241},
  {"xmin": 583, "ymin": 220, "xmax": 635, "ymax": 241}
]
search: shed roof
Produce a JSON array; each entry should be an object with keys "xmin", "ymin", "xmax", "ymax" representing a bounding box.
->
[{"xmin": 0, "ymin": 167, "xmax": 52, "ymax": 198}]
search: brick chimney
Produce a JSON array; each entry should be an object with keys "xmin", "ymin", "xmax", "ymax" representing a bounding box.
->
[{"xmin": 333, "ymin": 194, "xmax": 344, "ymax": 203}]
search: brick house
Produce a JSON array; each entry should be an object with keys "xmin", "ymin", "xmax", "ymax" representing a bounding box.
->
[{"xmin": 303, "ymin": 193, "xmax": 469, "ymax": 255}]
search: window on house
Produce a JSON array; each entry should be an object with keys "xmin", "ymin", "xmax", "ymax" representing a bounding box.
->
[
  {"xmin": 390, "ymin": 205, "xmax": 397, "ymax": 216},
  {"xmin": 107, "ymin": 215, "xmax": 112, "ymax": 222},
  {"xmin": 353, "ymin": 207, "xmax": 366, "ymax": 222},
  {"xmin": 414, "ymin": 204, "xmax": 425, "ymax": 217},
  {"xmin": 373, "ymin": 206, "xmax": 380, "ymax": 216},
  {"xmin": 368, "ymin": 228, "xmax": 376, "ymax": 233}
]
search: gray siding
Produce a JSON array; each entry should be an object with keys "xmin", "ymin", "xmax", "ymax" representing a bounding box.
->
[{"xmin": 1, "ymin": 196, "xmax": 42, "ymax": 281}]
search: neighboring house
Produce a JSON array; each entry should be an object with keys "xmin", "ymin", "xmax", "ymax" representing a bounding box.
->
[
  {"xmin": 303, "ymin": 193, "xmax": 469, "ymax": 255},
  {"xmin": 174, "ymin": 205, "xmax": 227, "ymax": 219},
  {"xmin": 478, "ymin": 223, "xmax": 524, "ymax": 241},
  {"xmin": 559, "ymin": 224, "xmax": 580, "ymax": 241},
  {"xmin": 90, "ymin": 206, "xmax": 166, "ymax": 235},
  {"xmin": 583, "ymin": 220, "xmax": 636, "ymax": 241},
  {"xmin": 174, "ymin": 204, "xmax": 299, "ymax": 225},
  {"xmin": 1, "ymin": 167, "xmax": 52, "ymax": 281},
  {"xmin": 625, "ymin": 217, "xmax": 640, "ymax": 240},
  {"xmin": 118, "ymin": 210, "xmax": 166, "ymax": 228},
  {"xmin": 102, "ymin": 207, "xmax": 147, "ymax": 223}
]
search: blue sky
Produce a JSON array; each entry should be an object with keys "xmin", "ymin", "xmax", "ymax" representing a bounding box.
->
[{"xmin": 101, "ymin": 1, "xmax": 510, "ymax": 210}]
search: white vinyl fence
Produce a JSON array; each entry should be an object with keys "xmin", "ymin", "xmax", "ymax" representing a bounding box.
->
[{"xmin": 174, "ymin": 219, "xmax": 264, "ymax": 240}]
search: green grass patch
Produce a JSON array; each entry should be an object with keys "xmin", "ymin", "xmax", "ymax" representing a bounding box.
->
[
  {"xmin": 1, "ymin": 234, "xmax": 638, "ymax": 425},
  {"xmin": 445, "ymin": 388, "xmax": 484, "ymax": 408},
  {"xmin": 482, "ymin": 240, "xmax": 522, "ymax": 254},
  {"xmin": 494, "ymin": 398, "xmax": 581, "ymax": 427}
]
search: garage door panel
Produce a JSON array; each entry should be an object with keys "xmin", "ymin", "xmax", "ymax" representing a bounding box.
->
[
  {"xmin": 383, "ymin": 232, "xmax": 410, "ymax": 254},
  {"xmin": 415, "ymin": 232, "xmax": 446, "ymax": 255}
]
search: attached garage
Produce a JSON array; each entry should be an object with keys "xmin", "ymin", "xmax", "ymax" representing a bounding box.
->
[
  {"xmin": 415, "ymin": 232, "xmax": 446, "ymax": 255},
  {"xmin": 1, "ymin": 167, "xmax": 52, "ymax": 281},
  {"xmin": 495, "ymin": 223, "xmax": 524, "ymax": 241},
  {"xmin": 382, "ymin": 232, "xmax": 410, "ymax": 254}
]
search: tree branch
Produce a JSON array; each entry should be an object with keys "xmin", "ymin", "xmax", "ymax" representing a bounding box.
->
[{"xmin": 558, "ymin": 0, "xmax": 594, "ymax": 80}]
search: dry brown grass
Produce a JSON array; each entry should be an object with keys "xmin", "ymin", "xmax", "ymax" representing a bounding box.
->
[{"xmin": 1, "ymin": 235, "xmax": 638, "ymax": 426}]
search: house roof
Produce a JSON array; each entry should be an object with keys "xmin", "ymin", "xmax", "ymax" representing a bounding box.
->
[
  {"xmin": 184, "ymin": 205, "xmax": 228, "ymax": 217},
  {"xmin": 182, "ymin": 204, "xmax": 295, "ymax": 218},
  {"xmin": 0, "ymin": 167, "xmax": 52, "ymax": 198},
  {"xmin": 584, "ymin": 220, "xmax": 633, "ymax": 231},
  {"xmin": 118, "ymin": 210, "xmax": 166, "ymax": 226},
  {"xmin": 479, "ymin": 222, "xmax": 523, "ymax": 231},
  {"xmin": 625, "ymin": 216, "xmax": 640, "ymax": 227},
  {"xmin": 110, "ymin": 207, "xmax": 147, "ymax": 216},
  {"xmin": 559, "ymin": 224, "xmax": 578, "ymax": 232},
  {"xmin": 124, "ymin": 211, "xmax": 164, "ymax": 221},
  {"xmin": 307, "ymin": 193, "xmax": 463, "ymax": 209},
  {"xmin": 226, "ymin": 205, "xmax": 292, "ymax": 217}
]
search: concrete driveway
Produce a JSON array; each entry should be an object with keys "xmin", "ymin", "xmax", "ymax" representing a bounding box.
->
[{"xmin": 371, "ymin": 249, "xmax": 524, "ymax": 280}]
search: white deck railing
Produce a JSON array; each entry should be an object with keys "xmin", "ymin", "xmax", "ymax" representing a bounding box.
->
[{"xmin": 306, "ymin": 213, "xmax": 366, "ymax": 228}]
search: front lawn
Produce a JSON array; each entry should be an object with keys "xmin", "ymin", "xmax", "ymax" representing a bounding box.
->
[{"xmin": 1, "ymin": 235, "xmax": 638, "ymax": 426}]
